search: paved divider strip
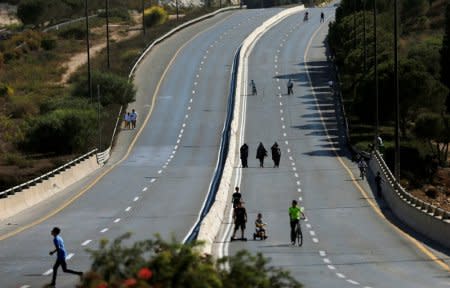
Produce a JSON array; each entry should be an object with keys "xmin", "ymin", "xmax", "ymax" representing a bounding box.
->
[{"xmin": 193, "ymin": 5, "xmax": 305, "ymax": 255}]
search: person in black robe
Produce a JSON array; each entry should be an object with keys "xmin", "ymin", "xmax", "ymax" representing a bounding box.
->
[
  {"xmin": 271, "ymin": 142, "xmax": 281, "ymax": 167},
  {"xmin": 256, "ymin": 142, "xmax": 267, "ymax": 168},
  {"xmin": 240, "ymin": 143, "xmax": 249, "ymax": 168}
]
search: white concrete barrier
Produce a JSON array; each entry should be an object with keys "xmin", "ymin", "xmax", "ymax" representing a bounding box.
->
[
  {"xmin": 197, "ymin": 5, "xmax": 305, "ymax": 255},
  {"xmin": 0, "ymin": 154, "xmax": 100, "ymax": 221},
  {"xmin": 368, "ymin": 151, "xmax": 450, "ymax": 249}
]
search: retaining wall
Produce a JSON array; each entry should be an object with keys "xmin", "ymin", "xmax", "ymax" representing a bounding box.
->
[{"xmin": 369, "ymin": 151, "xmax": 450, "ymax": 249}]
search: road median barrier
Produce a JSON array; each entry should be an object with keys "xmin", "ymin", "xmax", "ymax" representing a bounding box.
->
[{"xmin": 194, "ymin": 5, "xmax": 305, "ymax": 255}]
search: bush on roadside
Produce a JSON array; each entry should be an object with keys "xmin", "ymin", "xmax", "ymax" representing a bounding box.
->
[
  {"xmin": 80, "ymin": 233, "xmax": 303, "ymax": 288},
  {"xmin": 144, "ymin": 6, "xmax": 169, "ymax": 28},
  {"xmin": 21, "ymin": 108, "xmax": 97, "ymax": 154},
  {"xmin": 98, "ymin": 7, "xmax": 131, "ymax": 21},
  {"xmin": 57, "ymin": 23, "xmax": 87, "ymax": 40},
  {"xmin": 41, "ymin": 35, "xmax": 57, "ymax": 50},
  {"xmin": 71, "ymin": 70, "xmax": 136, "ymax": 106},
  {"xmin": 2, "ymin": 153, "xmax": 31, "ymax": 168}
]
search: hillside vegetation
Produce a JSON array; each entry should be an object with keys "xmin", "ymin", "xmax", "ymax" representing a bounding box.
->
[{"xmin": 328, "ymin": 0, "xmax": 450, "ymax": 209}]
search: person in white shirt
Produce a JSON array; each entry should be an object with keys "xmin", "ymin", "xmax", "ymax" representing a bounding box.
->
[{"xmin": 130, "ymin": 109, "xmax": 138, "ymax": 129}]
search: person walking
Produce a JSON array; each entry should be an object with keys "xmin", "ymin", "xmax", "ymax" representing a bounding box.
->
[
  {"xmin": 130, "ymin": 109, "xmax": 138, "ymax": 129},
  {"xmin": 231, "ymin": 201, "xmax": 247, "ymax": 240},
  {"xmin": 271, "ymin": 142, "xmax": 281, "ymax": 168},
  {"xmin": 49, "ymin": 227, "xmax": 83, "ymax": 286},
  {"xmin": 250, "ymin": 80, "xmax": 257, "ymax": 95},
  {"xmin": 240, "ymin": 143, "xmax": 249, "ymax": 168},
  {"xmin": 256, "ymin": 142, "xmax": 268, "ymax": 168},
  {"xmin": 320, "ymin": 11, "xmax": 325, "ymax": 23},
  {"xmin": 232, "ymin": 186, "xmax": 242, "ymax": 209},
  {"xmin": 287, "ymin": 79, "xmax": 294, "ymax": 95},
  {"xmin": 123, "ymin": 112, "xmax": 130, "ymax": 129}
]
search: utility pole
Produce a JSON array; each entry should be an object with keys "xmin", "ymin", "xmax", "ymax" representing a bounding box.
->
[
  {"xmin": 85, "ymin": 0, "xmax": 92, "ymax": 101},
  {"xmin": 105, "ymin": 0, "xmax": 110, "ymax": 70},
  {"xmin": 176, "ymin": 0, "xmax": 179, "ymax": 21},
  {"xmin": 394, "ymin": 0, "xmax": 400, "ymax": 180},
  {"xmin": 97, "ymin": 85, "xmax": 102, "ymax": 151}
]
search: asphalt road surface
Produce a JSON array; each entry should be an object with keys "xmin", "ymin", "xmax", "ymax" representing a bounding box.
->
[
  {"xmin": 0, "ymin": 8, "xmax": 284, "ymax": 288},
  {"xmin": 218, "ymin": 6, "xmax": 450, "ymax": 288}
]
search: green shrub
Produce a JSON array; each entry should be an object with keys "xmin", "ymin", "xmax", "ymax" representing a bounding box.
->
[
  {"xmin": 71, "ymin": 70, "xmax": 135, "ymax": 106},
  {"xmin": 21, "ymin": 108, "xmax": 97, "ymax": 154},
  {"xmin": 144, "ymin": 6, "xmax": 168, "ymax": 28},
  {"xmin": 98, "ymin": 8, "xmax": 131, "ymax": 21},
  {"xmin": 3, "ymin": 153, "xmax": 31, "ymax": 168},
  {"xmin": 57, "ymin": 23, "xmax": 86, "ymax": 40},
  {"xmin": 41, "ymin": 35, "xmax": 57, "ymax": 50}
]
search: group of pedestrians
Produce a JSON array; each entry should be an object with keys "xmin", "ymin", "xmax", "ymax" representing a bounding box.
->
[
  {"xmin": 240, "ymin": 142, "xmax": 281, "ymax": 168},
  {"xmin": 123, "ymin": 109, "xmax": 138, "ymax": 130}
]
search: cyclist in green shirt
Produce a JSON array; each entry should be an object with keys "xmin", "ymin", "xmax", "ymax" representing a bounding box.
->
[{"xmin": 288, "ymin": 200, "xmax": 305, "ymax": 245}]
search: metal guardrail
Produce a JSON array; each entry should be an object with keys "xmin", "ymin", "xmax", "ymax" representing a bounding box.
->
[
  {"xmin": 373, "ymin": 150, "xmax": 450, "ymax": 222},
  {"xmin": 184, "ymin": 46, "xmax": 241, "ymax": 243},
  {"xmin": 0, "ymin": 149, "xmax": 97, "ymax": 198}
]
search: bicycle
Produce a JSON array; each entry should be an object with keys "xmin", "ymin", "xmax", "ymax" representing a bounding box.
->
[{"xmin": 294, "ymin": 221, "xmax": 303, "ymax": 246}]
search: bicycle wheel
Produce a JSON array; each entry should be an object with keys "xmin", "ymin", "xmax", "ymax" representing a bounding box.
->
[{"xmin": 297, "ymin": 224, "xmax": 303, "ymax": 247}]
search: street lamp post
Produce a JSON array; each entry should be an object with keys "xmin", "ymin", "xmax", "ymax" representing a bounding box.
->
[
  {"xmin": 394, "ymin": 0, "xmax": 400, "ymax": 180},
  {"xmin": 142, "ymin": 0, "xmax": 146, "ymax": 35},
  {"xmin": 374, "ymin": 0, "xmax": 379, "ymax": 140},
  {"xmin": 85, "ymin": 0, "xmax": 92, "ymax": 101},
  {"xmin": 363, "ymin": 0, "xmax": 367, "ymax": 71},
  {"xmin": 105, "ymin": 0, "xmax": 110, "ymax": 70},
  {"xmin": 176, "ymin": 0, "xmax": 179, "ymax": 21}
]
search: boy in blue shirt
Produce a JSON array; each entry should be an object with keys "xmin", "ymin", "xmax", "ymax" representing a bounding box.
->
[{"xmin": 49, "ymin": 227, "xmax": 82, "ymax": 286}]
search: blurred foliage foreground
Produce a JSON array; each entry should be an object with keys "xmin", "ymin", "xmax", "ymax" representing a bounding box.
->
[{"xmin": 78, "ymin": 233, "xmax": 303, "ymax": 288}]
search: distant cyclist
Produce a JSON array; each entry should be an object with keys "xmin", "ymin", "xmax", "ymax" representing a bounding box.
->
[
  {"xmin": 358, "ymin": 158, "xmax": 368, "ymax": 180},
  {"xmin": 288, "ymin": 200, "xmax": 305, "ymax": 245}
]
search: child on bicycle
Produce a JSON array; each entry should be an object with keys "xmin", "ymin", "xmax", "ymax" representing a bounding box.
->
[{"xmin": 254, "ymin": 213, "xmax": 268, "ymax": 240}]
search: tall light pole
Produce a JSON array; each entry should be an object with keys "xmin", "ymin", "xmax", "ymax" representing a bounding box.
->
[
  {"xmin": 142, "ymin": 0, "xmax": 146, "ymax": 35},
  {"xmin": 85, "ymin": 0, "xmax": 92, "ymax": 101},
  {"xmin": 363, "ymin": 0, "xmax": 367, "ymax": 71},
  {"xmin": 176, "ymin": 0, "xmax": 179, "ymax": 21},
  {"xmin": 374, "ymin": 0, "xmax": 379, "ymax": 140},
  {"xmin": 394, "ymin": 0, "xmax": 400, "ymax": 180},
  {"xmin": 105, "ymin": 0, "xmax": 110, "ymax": 70}
]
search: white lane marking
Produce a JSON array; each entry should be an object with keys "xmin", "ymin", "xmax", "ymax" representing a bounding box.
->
[
  {"xmin": 185, "ymin": 114, "xmax": 189, "ymax": 118},
  {"xmin": 188, "ymin": 106, "xmax": 191, "ymax": 110},
  {"xmin": 170, "ymin": 154, "xmax": 174, "ymax": 158},
  {"xmin": 174, "ymin": 145, "xmax": 178, "ymax": 149},
  {"xmin": 282, "ymin": 125, "xmax": 286, "ymax": 129},
  {"xmin": 296, "ymin": 181, "xmax": 301, "ymax": 185},
  {"xmin": 180, "ymin": 129, "xmax": 184, "ymax": 134},
  {"xmin": 201, "ymin": 61, "xmax": 204, "ymax": 64},
  {"xmin": 287, "ymin": 148, "xmax": 291, "ymax": 153},
  {"xmin": 192, "ymin": 90, "xmax": 196, "ymax": 94},
  {"xmin": 336, "ymin": 273, "xmax": 346, "ymax": 279},
  {"xmin": 194, "ymin": 81, "xmax": 198, "ymax": 85},
  {"xmin": 66, "ymin": 253, "xmax": 74, "ymax": 260},
  {"xmin": 163, "ymin": 165, "xmax": 167, "ymax": 169},
  {"xmin": 178, "ymin": 133, "xmax": 182, "ymax": 138},
  {"xmin": 291, "ymin": 162, "xmax": 295, "ymax": 166},
  {"xmin": 319, "ymin": 250, "xmax": 326, "ymax": 256},
  {"xmin": 133, "ymin": 196, "xmax": 139, "ymax": 202},
  {"xmin": 81, "ymin": 240, "xmax": 92, "ymax": 246},
  {"xmin": 312, "ymin": 237, "xmax": 319, "ymax": 243},
  {"xmin": 189, "ymin": 98, "xmax": 193, "ymax": 103},
  {"xmin": 20, "ymin": 285, "xmax": 30, "ymax": 288},
  {"xmin": 285, "ymin": 140, "xmax": 289, "ymax": 145},
  {"xmin": 196, "ymin": 74, "xmax": 199, "ymax": 78},
  {"xmin": 283, "ymin": 132, "xmax": 287, "ymax": 137},
  {"xmin": 277, "ymin": 49, "xmax": 280, "ymax": 53},
  {"xmin": 142, "ymin": 187, "xmax": 148, "ymax": 192},
  {"xmin": 275, "ymin": 65, "xmax": 278, "ymax": 68},
  {"xmin": 100, "ymin": 228, "xmax": 108, "ymax": 233},
  {"xmin": 347, "ymin": 280, "xmax": 360, "ymax": 285},
  {"xmin": 280, "ymin": 109, "xmax": 284, "ymax": 113},
  {"xmin": 43, "ymin": 269, "xmax": 53, "ymax": 276},
  {"xmin": 125, "ymin": 206, "xmax": 132, "ymax": 212},
  {"xmin": 323, "ymin": 258, "xmax": 331, "ymax": 264},
  {"xmin": 277, "ymin": 78, "xmax": 280, "ymax": 82},
  {"xmin": 177, "ymin": 139, "xmax": 180, "ymax": 144},
  {"xmin": 306, "ymin": 223, "xmax": 312, "ymax": 229},
  {"xmin": 151, "ymin": 179, "xmax": 156, "ymax": 183},
  {"xmin": 298, "ymin": 188, "xmax": 302, "ymax": 193},
  {"xmin": 158, "ymin": 170, "xmax": 162, "ymax": 174},
  {"xmin": 309, "ymin": 230, "xmax": 316, "ymax": 236},
  {"xmin": 328, "ymin": 265, "xmax": 336, "ymax": 270},
  {"xmin": 281, "ymin": 117, "xmax": 284, "ymax": 121},
  {"xmin": 289, "ymin": 156, "xmax": 293, "ymax": 160},
  {"xmin": 203, "ymin": 55, "xmax": 207, "ymax": 59},
  {"xmin": 298, "ymin": 196, "xmax": 303, "ymax": 201},
  {"xmin": 114, "ymin": 218, "xmax": 121, "ymax": 223}
]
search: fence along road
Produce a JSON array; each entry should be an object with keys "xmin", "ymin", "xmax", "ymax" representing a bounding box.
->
[
  {"xmin": 0, "ymin": 8, "xmax": 284, "ymax": 288},
  {"xmin": 220, "ymin": 6, "xmax": 450, "ymax": 288}
]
